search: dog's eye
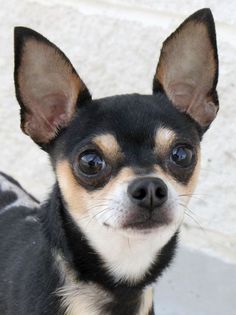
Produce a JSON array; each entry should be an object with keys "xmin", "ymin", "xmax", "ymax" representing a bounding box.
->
[
  {"xmin": 79, "ymin": 151, "xmax": 105, "ymax": 175},
  {"xmin": 170, "ymin": 145, "xmax": 193, "ymax": 167}
]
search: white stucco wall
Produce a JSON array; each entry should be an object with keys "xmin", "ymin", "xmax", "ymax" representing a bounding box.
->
[{"xmin": 0, "ymin": 0, "xmax": 235, "ymax": 264}]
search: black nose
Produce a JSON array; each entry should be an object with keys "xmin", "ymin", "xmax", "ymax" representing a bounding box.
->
[{"xmin": 128, "ymin": 177, "xmax": 168, "ymax": 210}]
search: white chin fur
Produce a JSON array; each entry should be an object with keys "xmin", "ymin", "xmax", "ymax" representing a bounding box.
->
[
  {"xmin": 78, "ymin": 218, "xmax": 182, "ymax": 284},
  {"xmin": 77, "ymin": 181, "xmax": 184, "ymax": 284}
]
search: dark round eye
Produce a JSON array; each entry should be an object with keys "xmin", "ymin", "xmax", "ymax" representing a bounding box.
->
[
  {"xmin": 171, "ymin": 146, "xmax": 194, "ymax": 167},
  {"xmin": 79, "ymin": 151, "xmax": 105, "ymax": 175}
]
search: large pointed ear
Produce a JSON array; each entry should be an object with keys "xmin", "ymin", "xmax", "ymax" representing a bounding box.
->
[
  {"xmin": 153, "ymin": 8, "xmax": 219, "ymax": 127},
  {"xmin": 14, "ymin": 27, "xmax": 91, "ymax": 144}
]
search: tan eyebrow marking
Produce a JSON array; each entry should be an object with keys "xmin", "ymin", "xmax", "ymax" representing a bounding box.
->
[
  {"xmin": 93, "ymin": 134, "xmax": 123, "ymax": 161},
  {"xmin": 155, "ymin": 127, "xmax": 176, "ymax": 154}
]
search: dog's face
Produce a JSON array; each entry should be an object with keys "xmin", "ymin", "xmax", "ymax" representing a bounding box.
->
[
  {"xmin": 14, "ymin": 9, "xmax": 218, "ymax": 281},
  {"xmin": 54, "ymin": 94, "xmax": 201, "ymax": 237}
]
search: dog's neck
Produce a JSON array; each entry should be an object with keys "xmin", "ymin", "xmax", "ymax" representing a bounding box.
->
[
  {"xmin": 41, "ymin": 184, "xmax": 177, "ymax": 315},
  {"xmin": 54, "ymin": 251, "xmax": 154, "ymax": 315}
]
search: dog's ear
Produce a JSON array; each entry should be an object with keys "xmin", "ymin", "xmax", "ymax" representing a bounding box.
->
[
  {"xmin": 153, "ymin": 8, "xmax": 219, "ymax": 127},
  {"xmin": 14, "ymin": 27, "xmax": 91, "ymax": 144}
]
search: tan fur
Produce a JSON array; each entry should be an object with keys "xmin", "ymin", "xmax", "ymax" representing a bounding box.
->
[
  {"xmin": 59, "ymin": 282, "xmax": 112, "ymax": 315},
  {"xmin": 56, "ymin": 161, "xmax": 88, "ymax": 217},
  {"xmin": 183, "ymin": 149, "xmax": 201, "ymax": 200},
  {"xmin": 138, "ymin": 287, "xmax": 153, "ymax": 315},
  {"xmin": 56, "ymin": 160, "xmax": 135, "ymax": 221},
  {"xmin": 154, "ymin": 127, "xmax": 201, "ymax": 204},
  {"xmin": 55, "ymin": 251, "xmax": 153, "ymax": 315},
  {"xmin": 156, "ymin": 21, "xmax": 217, "ymax": 126},
  {"xmin": 154, "ymin": 148, "xmax": 201, "ymax": 205},
  {"xmin": 54, "ymin": 251, "xmax": 108, "ymax": 315},
  {"xmin": 93, "ymin": 134, "xmax": 123, "ymax": 161},
  {"xmin": 86, "ymin": 166, "xmax": 135, "ymax": 207},
  {"xmin": 53, "ymin": 250, "xmax": 77, "ymax": 286},
  {"xmin": 170, "ymin": 149, "xmax": 201, "ymax": 203},
  {"xmin": 155, "ymin": 127, "xmax": 176, "ymax": 155},
  {"xmin": 59, "ymin": 283, "xmax": 152, "ymax": 315}
]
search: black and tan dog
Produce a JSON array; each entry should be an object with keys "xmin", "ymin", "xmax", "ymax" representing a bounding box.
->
[{"xmin": 0, "ymin": 8, "xmax": 219, "ymax": 315}]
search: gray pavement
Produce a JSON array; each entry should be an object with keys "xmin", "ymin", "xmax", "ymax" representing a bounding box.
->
[{"xmin": 155, "ymin": 246, "xmax": 236, "ymax": 315}]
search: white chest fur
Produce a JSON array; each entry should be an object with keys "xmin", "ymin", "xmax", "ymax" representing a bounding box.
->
[
  {"xmin": 60, "ymin": 284, "xmax": 153, "ymax": 315},
  {"xmin": 54, "ymin": 252, "xmax": 153, "ymax": 315}
]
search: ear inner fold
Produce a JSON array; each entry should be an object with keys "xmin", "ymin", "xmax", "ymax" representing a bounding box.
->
[
  {"xmin": 14, "ymin": 27, "xmax": 90, "ymax": 144},
  {"xmin": 153, "ymin": 8, "xmax": 219, "ymax": 127}
]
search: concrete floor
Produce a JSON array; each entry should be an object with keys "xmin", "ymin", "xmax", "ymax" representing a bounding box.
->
[{"xmin": 155, "ymin": 246, "xmax": 236, "ymax": 315}]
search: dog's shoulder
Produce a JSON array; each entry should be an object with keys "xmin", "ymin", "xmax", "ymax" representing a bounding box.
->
[
  {"xmin": 0, "ymin": 171, "xmax": 39, "ymax": 214},
  {"xmin": 0, "ymin": 171, "xmax": 42, "ymax": 257},
  {"xmin": 0, "ymin": 173, "xmax": 62, "ymax": 315}
]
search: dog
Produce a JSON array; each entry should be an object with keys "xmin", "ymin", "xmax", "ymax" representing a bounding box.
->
[{"xmin": 0, "ymin": 8, "xmax": 219, "ymax": 315}]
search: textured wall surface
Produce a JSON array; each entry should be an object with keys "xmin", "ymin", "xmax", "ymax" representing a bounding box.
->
[{"xmin": 0, "ymin": 0, "xmax": 236, "ymax": 264}]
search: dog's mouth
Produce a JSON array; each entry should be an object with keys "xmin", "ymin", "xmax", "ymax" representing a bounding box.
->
[
  {"xmin": 103, "ymin": 207, "xmax": 172, "ymax": 232},
  {"xmin": 122, "ymin": 219, "xmax": 167, "ymax": 231}
]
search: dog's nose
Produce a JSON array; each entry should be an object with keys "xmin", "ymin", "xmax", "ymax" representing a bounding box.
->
[{"xmin": 128, "ymin": 177, "xmax": 168, "ymax": 210}]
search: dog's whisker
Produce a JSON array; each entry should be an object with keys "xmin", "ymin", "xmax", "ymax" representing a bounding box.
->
[
  {"xmin": 79, "ymin": 208, "xmax": 111, "ymax": 224},
  {"xmin": 179, "ymin": 195, "xmax": 206, "ymax": 202},
  {"xmin": 103, "ymin": 212, "xmax": 117, "ymax": 227},
  {"xmin": 81, "ymin": 208, "xmax": 112, "ymax": 223},
  {"xmin": 127, "ymin": 237, "xmax": 131, "ymax": 252},
  {"xmin": 92, "ymin": 198, "xmax": 121, "ymax": 205},
  {"xmin": 178, "ymin": 193, "xmax": 211, "ymax": 198},
  {"xmin": 87, "ymin": 203, "xmax": 110, "ymax": 210},
  {"xmin": 179, "ymin": 203, "xmax": 205, "ymax": 231},
  {"xmin": 179, "ymin": 202, "xmax": 197, "ymax": 218},
  {"xmin": 179, "ymin": 202, "xmax": 198, "ymax": 218},
  {"xmin": 184, "ymin": 211, "xmax": 204, "ymax": 229}
]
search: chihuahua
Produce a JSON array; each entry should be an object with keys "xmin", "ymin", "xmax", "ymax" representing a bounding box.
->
[{"xmin": 0, "ymin": 8, "xmax": 218, "ymax": 315}]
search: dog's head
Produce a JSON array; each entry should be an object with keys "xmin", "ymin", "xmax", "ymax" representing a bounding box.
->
[{"xmin": 14, "ymin": 9, "xmax": 218, "ymax": 281}]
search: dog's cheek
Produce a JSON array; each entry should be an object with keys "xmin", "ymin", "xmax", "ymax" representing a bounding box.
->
[
  {"xmin": 151, "ymin": 152, "xmax": 200, "ymax": 228},
  {"xmin": 56, "ymin": 160, "xmax": 90, "ymax": 222},
  {"xmin": 172, "ymin": 150, "xmax": 201, "ymax": 206},
  {"xmin": 86, "ymin": 167, "xmax": 136, "ymax": 227},
  {"xmin": 56, "ymin": 161, "xmax": 135, "ymax": 228},
  {"xmin": 155, "ymin": 149, "xmax": 201, "ymax": 207}
]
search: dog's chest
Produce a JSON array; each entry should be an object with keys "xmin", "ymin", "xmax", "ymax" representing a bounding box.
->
[
  {"xmin": 59, "ymin": 282, "xmax": 111, "ymax": 315},
  {"xmin": 59, "ymin": 283, "xmax": 153, "ymax": 315},
  {"xmin": 55, "ymin": 251, "xmax": 153, "ymax": 315}
]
